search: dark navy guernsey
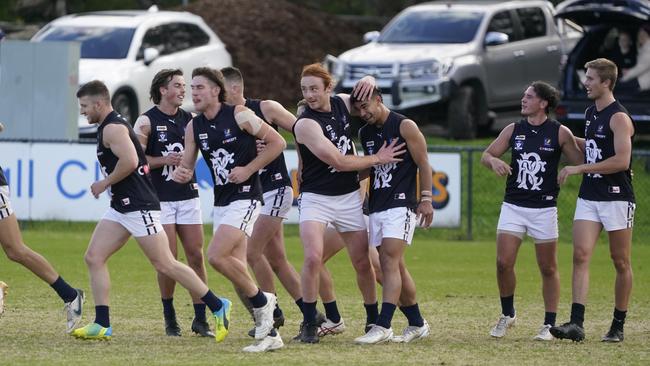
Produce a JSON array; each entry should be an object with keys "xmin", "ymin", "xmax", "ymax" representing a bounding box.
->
[
  {"xmin": 504, "ymin": 119, "xmax": 562, "ymax": 208},
  {"xmin": 143, "ymin": 106, "xmax": 199, "ymax": 202},
  {"xmin": 96, "ymin": 111, "xmax": 160, "ymax": 213},
  {"xmin": 359, "ymin": 111, "xmax": 417, "ymax": 213},
  {"xmin": 293, "ymin": 96, "xmax": 359, "ymax": 195},
  {"xmin": 579, "ymin": 101, "xmax": 635, "ymax": 202},
  {"xmin": 245, "ymin": 99, "xmax": 292, "ymax": 192},
  {"xmin": 0, "ymin": 166, "xmax": 7, "ymax": 186},
  {"xmin": 193, "ymin": 103, "xmax": 262, "ymax": 206}
]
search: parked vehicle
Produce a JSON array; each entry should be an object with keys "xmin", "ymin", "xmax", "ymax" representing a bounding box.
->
[
  {"xmin": 554, "ymin": 0, "xmax": 650, "ymax": 136},
  {"xmin": 327, "ymin": 0, "xmax": 581, "ymax": 139},
  {"xmin": 31, "ymin": 7, "xmax": 231, "ymax": 137}
]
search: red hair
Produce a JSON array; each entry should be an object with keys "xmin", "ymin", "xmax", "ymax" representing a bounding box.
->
[{"xmin": 301, "ymin": 63, "xmax": 333, "ymax": 88}]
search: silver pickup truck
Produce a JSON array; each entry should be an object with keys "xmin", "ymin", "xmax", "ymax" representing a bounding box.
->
[{"xmin": 327, "ymin": 0, "xmax": 581, "ymax": 139}]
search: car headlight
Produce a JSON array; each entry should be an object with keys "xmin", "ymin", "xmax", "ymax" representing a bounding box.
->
[
  {"xmin": 323, "ymin": 54, "xmax": 344, "ymax": 79},
  {"xmin": 399, "ymin": 59, "xmax": 453, "ymax": 80}
]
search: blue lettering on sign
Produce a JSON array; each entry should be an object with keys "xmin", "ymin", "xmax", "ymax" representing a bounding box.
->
[
  {"xmin": 17, "ymin": 159, "xmax": 22, "ymax": 197},
  {"xmin": 29, "ymin": 159, "xmax": 34, "ymax": 198},
  {"xmin": 196, "ymin": 157, "xmax": 214, "ymax": 189},
  {"xmin": 57, "ymin": 160, "xmax": 87, "ymax": 199}
]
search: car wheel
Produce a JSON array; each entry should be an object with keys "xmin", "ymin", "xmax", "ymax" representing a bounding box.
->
[
  {"xmin": 112, "ymin": 92, "xmax": 137, "ymax": 125},
  {"xmin": 448, "ymin": 86, "xmax": 478, "ymax": 140}
]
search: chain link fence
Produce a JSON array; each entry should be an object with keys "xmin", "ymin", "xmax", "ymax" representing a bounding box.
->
[{"xmin": 426, "ymin": 146, "xmax": 648, "ymax": 244}]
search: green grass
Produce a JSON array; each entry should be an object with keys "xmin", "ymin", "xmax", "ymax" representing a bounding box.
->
[{"xmin": 1, "ymin": 222, "xmax": 649, "ymax": 365}]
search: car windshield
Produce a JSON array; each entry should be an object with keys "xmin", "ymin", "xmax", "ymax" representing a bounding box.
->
[
  {"xmin": 36, "ymin": 26, "xmax": 135, "ymax": 59},
  {"xmin": 378, "ymin": 10, "xmax": 484, "ymax": 44}
]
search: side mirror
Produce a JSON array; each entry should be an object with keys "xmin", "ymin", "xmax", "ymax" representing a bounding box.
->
[
  {"xmin": 363, "ymin": 31, "xmax": 380, "ymax": 44},
  {"xmin": 143, "ymin": 47, "xmax": 160, "ymax": 65},
  {"xmin": 484, "ymin": 31, "xmax": 509, "ymax": 46}
]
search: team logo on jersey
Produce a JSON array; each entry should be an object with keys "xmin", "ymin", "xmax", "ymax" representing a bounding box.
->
[
  {"xmin": 394, "ymin": 192, "xmax": 406, "ymax": 200},
  {"xmin": 328, "ymin": 136, "xmax": 352, "ymax": 173},
  {"xmin": 373, "ymin": 162, "xmax": 397, "ymax": 189},
  {"xmin": 200, "ymin": 139, "xmax": 209, "ymax": 151},
  {"xmin": 597, "ymin": 125, "xmax": 604, "ymax": 132},
  {"xmin": 366, "ymin": 141, "xmax": 375, "ymax": 147},
  {"xmin": 326, "ymin": 125, "xmax": 333, "ymax": 131},
  {"xmin": 273, "ymin": 173, "xmax": 283, "ymax": 181},
  {"xmin": 210, "ymin": 148, "xmax": 235, "ymax": 185},
  {"xmin": 595, "ymin": 124, "xmax": 606, "ymax": 139},
  {"xmin": 544, "ymin": 138, "xmax": 551, "ymax": 146},
  {"xmin": 161, "ymin": 142, "xmax": 184, "ymax": 181},
  {"xmin": 137, "ymin": 164, "xmax": 150, "ymax": 176},
  {"xmin": 515, "ymin": 135, "xmax": 526, "ymax": 140},
  {"xmin": 158, "ymin": 132, "xmax": 167, "ymax": 142},
  {"xmin": 609, "ymin": 186, "xmax": 621, "ymax": 194},
  {"xmin": 540, "ymin": 138, "xmax": 554, "ymax": 152},
  {"xmin": 585, "ymin": 139, "xmax": 603, "ymax": 178},
  {"xmin": 514, "ymin": 140, "xmax": 524, "ymax": 151},
  {"xmin": 516, "ymin": 152, "xmax": 546, "ymax": 191},
  {"xmin": 121, "ymin": 198, "xmax": 130, "ymax": 206},
  {"xmin": 239, "ymin": 185, "xmax": 251, "ymax": 193},
  {"xmin": 156, "ymin": 126, "xmax": 167, "ymax": 131},
  {"xmin": 224, "ymin": 129, "xmax": 232, "ymax": 138}
]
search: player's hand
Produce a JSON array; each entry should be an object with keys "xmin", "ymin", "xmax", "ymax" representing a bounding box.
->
[
  {"xmin": 352, "ymin": 76, "xmax": 376, "ymax": 101},
  {"xmin": 228, "ymin": 166, "xmax": 253, "ymax": 184},
  {"xmin": 375, "ymin": 139, "xmax": 406, "ymax": 165},
  {"xmin": 490, "ymin": 158, "xmax": 512, "ymax": 177},
  {"xmin": 172, "ymin": 166, "xmax": 193, "ymax": 183},
  {"xmin": 417, "ymin": 201, "xmax": 434, "ymax": 228},
  {"xmin": 90, "ymin": 179, "xmax": 109, "ymax": 199},
  {"xmin": 165, "ymin": 152, "xmax": 183, "ymax": 166},
  {"xmin": 558, "ymin": 165, "xmax": 581, "ymax": 185}
]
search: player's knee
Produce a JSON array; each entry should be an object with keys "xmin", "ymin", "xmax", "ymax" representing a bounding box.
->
[
  {"xmin": 303, "ymin": 254, "xmax": 322, "ymax": 273},
  {"xmin": 5, "ymin": 245, "xmax": 27, "ymax": 263},
  {"xmin": 572, "ymin": 249, "xmax": 590, "ymax": 266},
  {"xmin": 207, "ymin": 254, "xmax": 225, "ymax": 272},
  {"xmin": 185, "ymin": 250, "xmax": 204, "ymax": 270},
  {"xmin": 611, "ymin": 256, "xmax": 631, "ymax": 273},
  {"xmin": 539, "ymin": 263, "xmax": 557, "ymax": 278},
  {"xmin": 496, "ymin": 258, "xmax": 514, "ymax": 274},
  {"xmin": 351, "ymin": 255, "xmax": 372, "ymax": 273}
]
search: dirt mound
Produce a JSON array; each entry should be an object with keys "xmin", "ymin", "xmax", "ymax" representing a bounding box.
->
[{"xmin": 181, "ymin": 0, "xmax": 369, "ymax": 107}]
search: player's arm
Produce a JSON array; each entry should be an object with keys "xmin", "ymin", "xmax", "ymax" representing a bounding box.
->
[
  {"xmin": 481, "ymin": 123, "xmax": 514, "ymax": 176},
  {"xmin": 559, "ymin": 125, "xmax": 584, "ymax": 165},
  {"xmin": 338, "ymin": 75, "xmax": 377, "ymax": 115},
  {"xmin": 260, "ymin": 100, "xmax": 296, "ymax": 132},
  {"xmin": 90, "ymin": 123, "xmax": 138, "ymax": 198},
  {"xmin": 401, "ymin": 119, "xmax": 434, "ymax": 227},
  {"xmin": 228, "ymin": 105, "xmax": 287, "ymax": 184},
  {"xmin": 294, "ymin": 117, "xmax": 405, "ymax": 172},
  {"xmin": 558, "ymin": 113, "xmax": 634, "ymax": 184},
  {"xmin": 172, "ymin": 120, "xmax": 199, "ymax": 183}
]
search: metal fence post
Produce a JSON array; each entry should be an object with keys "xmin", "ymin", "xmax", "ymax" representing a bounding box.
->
[{"xmin": 467, "ymin": 149, "xmax": 473, "ymax": 241}]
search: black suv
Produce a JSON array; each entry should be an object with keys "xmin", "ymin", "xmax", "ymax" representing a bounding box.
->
[{"xmin": 555, "ymin": 0, "xmax": 650, "ymax": 136}]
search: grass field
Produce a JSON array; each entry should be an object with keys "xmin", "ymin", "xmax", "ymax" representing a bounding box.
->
[{"xmin": 1, "ymin": 222, "xmax": 648, "ymax": 365}]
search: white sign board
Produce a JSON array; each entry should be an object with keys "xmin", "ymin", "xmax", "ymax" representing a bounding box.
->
[{"xmin": 0, "ymin": 142, "xmax": 461, "ymax": 227}]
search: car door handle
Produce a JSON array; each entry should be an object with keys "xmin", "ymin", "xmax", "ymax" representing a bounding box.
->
[
  {"xmin": 546, "ymin": 45, "xmax": 559, "ymax": 52},
  {"xmin": 513, "ymin": 50, "xmax": 525, "ymax": 58}
]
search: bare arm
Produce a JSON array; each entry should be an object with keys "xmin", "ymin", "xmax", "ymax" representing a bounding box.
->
[
  {"xmin": 90, "ymin": 123, "xmax": 139, "ymax": 198},
  {"xmin": 558, "ymin": 112, "xmax": 634, "ymax": 184},
  {"xmin": 172, "ymin": 120, "xmax": 199, "ymax": 183},
  {"xmin": 228, "ymin": 105, "xmax": 287, "ymax": 184},
  {"xmin": 559, "ymin": 125, "xmax": 584, "ymax": 165},
  {"xmin": 260, "ymin": 100, "xmax": 296, "ymax": 132},
  {"xmin": 401, "ymin": 119, "xmax": 434, "ymax": 227},
  {"xmin": 481, "ymin": 123, "xmax": 514, "ymax": 177},
  {"xmin": 133, "ymin": 114, "xmax": 182, "ymax": 169},
  {"xmin": 294, "ymin": 117, "xmax": 405, "ymax": 172}
]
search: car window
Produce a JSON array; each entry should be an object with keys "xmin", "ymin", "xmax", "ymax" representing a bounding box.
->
[
  {"xmin": 36, "ymin": 26, "xmax": 135, "ymax": 59},
  {"xmin": 161, "ymin": 23, "xmax": 192, "ymax": 54},
  {"xmin": 185, "ymin": 24, "xmax": 210, "ymax": 48},
  {"xmin": 516, "ymin": 7, "xmax": 546, "ymax": 39},
  {"xmin": 378, "ymin": 10, "xmax": 484, "ymax": 44},
  {"xmin": 488, "ymin": 11, "xmax": 518, "ymax": 42},
  {"xmin": 138, "ymin": 25, "xmax": 167, "ymax": 59}
]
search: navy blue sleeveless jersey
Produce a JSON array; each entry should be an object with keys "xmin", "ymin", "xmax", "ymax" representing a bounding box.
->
[
  {"xmin": 0, "ymin": 166, "xmax": 7, "ymax": 186},
  {"xmin": 579, "ymin": 101, "xmax": 635, "ymax": 202},
  {"xmin": 504, "ymin": 119, "xmax": 562, "ymax": 208},
  {"xmin": 293, "ymin": 96, "xmax": 359, "ymax": 195},
  {"xmin": 359, "ymin": 111, "xmax": 417, "ymax": 213},
  {"xmin": 245, "ymin": 99, "xmax": 292, "ymax": 192},
  {"xmin": 96, "ymin": 111, "xmax": 160, "ymax": 213},
  {"xmin": 193, "ymin": 104, "xmax": 262, "ymax": 206},
  {"xmin": 143, "ymin": 106, "xmax": 199, "ymax": 202}
]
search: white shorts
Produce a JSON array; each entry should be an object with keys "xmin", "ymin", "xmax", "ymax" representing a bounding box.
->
[
  {"xmin": 574, "ymin": 198, "xmax": 635, "ymax": 232},
  {"xmin": 497, "ymin": 202, "xmax": 558, "ymax": 243},
  {"xmin": 368, "ymin": 207, "xmax": 417, "ymax": 247},
  {"xmin": 260, "ymin": 186, "xmax": 293, "ymax": 219},
  {"xmin": 0, "ymin": 186, "xmax": 14, "ymax": 220},
  {"xmin": 213, "ymin": 199, "xmax": 261, "ymax": 237},
  {"xmin": 160, "ymin": 198, "xmax": 202, "ymax": 225},
  {"xmin": 102, "ymin": 208, "xmax": 163, "ymax": 238},
  {"xmin": 298, "ymin": 190, "xmax": 366, "ymax": 232}
]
